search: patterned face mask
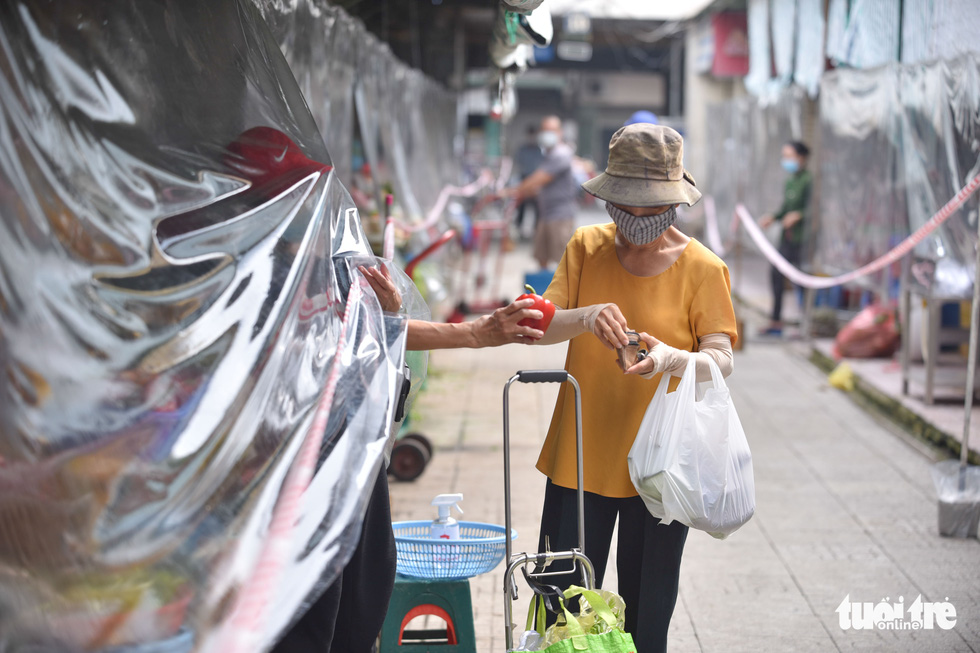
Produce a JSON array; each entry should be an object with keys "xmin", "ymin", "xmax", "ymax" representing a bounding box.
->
[{"xmin": 605, "ymin": 201, "xmax": 677, "ymax": 245}]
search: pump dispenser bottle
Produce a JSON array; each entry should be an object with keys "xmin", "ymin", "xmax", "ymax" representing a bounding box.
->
[{"xmin": 430, "ymin": 493, "xmax": 463, "ymax": 540}]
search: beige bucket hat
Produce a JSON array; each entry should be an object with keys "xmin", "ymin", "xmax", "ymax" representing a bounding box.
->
[{"xmin": 582, "ymin": 124, "xmax": 701, "ymax": 207}]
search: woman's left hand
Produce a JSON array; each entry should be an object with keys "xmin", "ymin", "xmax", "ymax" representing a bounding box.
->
[
  {"xmin": 624, "ymin": 332, "xmax": 662, "ymax": 375},
  {"xmin": 592, "ymin": 303, "xmax": 630, "ymax": 350}
]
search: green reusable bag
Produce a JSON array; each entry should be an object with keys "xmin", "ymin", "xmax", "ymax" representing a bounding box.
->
[
  {"xmin": 512, "ymin": 590, "xmax": 552, "ymax": 651},
  {"xmin": 539, "ymin": 586, "xmax": 636, "ymax": 653}
]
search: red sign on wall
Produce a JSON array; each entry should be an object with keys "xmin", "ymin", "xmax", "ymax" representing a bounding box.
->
[{"xmin": 711, "ymin": 12, "xmax": 749, "ymax": 77}]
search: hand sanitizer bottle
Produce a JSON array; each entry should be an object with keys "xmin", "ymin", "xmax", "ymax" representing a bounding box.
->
[{"xmin": 430, "ymin": 493, "xmax": 463, "ymax": 540}]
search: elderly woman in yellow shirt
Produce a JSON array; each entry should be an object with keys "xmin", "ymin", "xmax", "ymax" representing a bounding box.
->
[{"xmin": 530, "ymin": 124, "xmax": 738, "ymax": 653}]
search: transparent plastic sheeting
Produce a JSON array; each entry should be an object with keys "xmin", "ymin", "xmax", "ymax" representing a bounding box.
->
[
  {"xmin": 825, "ymin": 0, "xmax": 900, "ymax": 69},
  {"xmin": 792, "ymin": 0, "xmax": 825, "ymax": 98},
  {"xmin": 827, "ymin": 0, "xmax": 980, "ymax": 68},
  {"xmin": 254, "ymin": 0, "xmax": 458, "ymax": 225},
  {"xmin": 703, "ymin": 88, "xmax": 804, "ymax": 255},
  {"xmin": 817, "ymin": 54, "xmax": 980, "ymax": 297},
  {"xmin": 0, "ymin": 1, "xmax": 426, "ymax": 650},
  {"xmin": 258, "ymin": 1, "xmax": 357, "ymax": 187},
  {"xmin": 743, "ymin": 0, "xmax": 771, "ymax": 97}
]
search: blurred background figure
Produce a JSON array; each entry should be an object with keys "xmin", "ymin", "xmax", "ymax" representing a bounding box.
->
[
  {"xmin": 758, "ymin": 140, "xmax": 812, "ymax": 336},
  {"xmin": 514, "ymin": 124, "xmax": 545, "ymax": 241},
  {"xmin": 505, "ymin": 115, "xmax": 579, "ymax": 270}
]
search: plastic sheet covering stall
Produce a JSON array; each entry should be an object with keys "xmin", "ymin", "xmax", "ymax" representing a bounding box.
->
[
  {"xmin": 704, "ymin": 89, "xmax": 804, "ymax": 253},
  {"xmin": 816, "ymin": 54, "xmax": 980, "ymax": 296},
  {"xmin": 255, "ymin": 1, "xmax": 357, "ymax": 188},
  {"xmin": 0, "ymin": 1, "xmax": 421, "ymax": 650},
  {"xmin": 825, "ymin": 0, "xmax": 900, "ymax": 69},
  {"xmin": 375, "ymin": 54, "xmax": 458, "ymax": 224},
  {"xmin": 829, "ymin": 0, "xmax": 980, "ymax": 69},
  {"xmin": 793, "ymin": 0, "xmax": 825, "ymax": 98},
  {"xmin": 348, "ymin": 29, "xmax": 457, "ymax": 228},
  {"xmin": 253, "ymin": 0, "xmax": 458, "ymax": 229},
  {"xmin": 743, "ymin": 0, "xmax": 771, "ymax": 97},
  {"xmin": 354, "ymin": 33, "xmax": 386, "ymax": 212},
  {"xmin": 769, "ymin": 0, "xmax": 796, "ymax": 85}
]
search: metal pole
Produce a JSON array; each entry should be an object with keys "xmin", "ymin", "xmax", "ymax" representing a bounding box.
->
[
  {"xmin": 568, "ymin": 376, "xmax": 586, "ymax": 555},
  {"xmin": 960, "ymin": 216, "xmax": 980, "ymax": 483},
  {"xmin": 453, "ymin": 8, "xmax": 465, "ymax": 92},
  {"xmin": 669, "ymin": 38, "xmax": 682, "ymax": 118},
  {"xmin": 803, "ymin": 286, "xmax": 815, "ymax": 343},
  {"xmin": 502, "ymin": 376, "xmax": 518, "ymax": 573},
  {"xmin": 502, "ymin": 375, "xmax": 518, "ymax": 652},
  {"xmin": 900, "ymin": 255, "xmax": 912, "ymax": 396}
]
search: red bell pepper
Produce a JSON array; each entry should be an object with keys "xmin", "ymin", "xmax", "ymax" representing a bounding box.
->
[{"xmin": 517, "ymin": 284, "xmax": 555, "ymax": 338}]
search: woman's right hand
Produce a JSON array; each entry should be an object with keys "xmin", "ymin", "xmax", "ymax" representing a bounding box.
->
[{"xmin": 591, "ymin": 303, "xmax": 630, "ymax": 350}]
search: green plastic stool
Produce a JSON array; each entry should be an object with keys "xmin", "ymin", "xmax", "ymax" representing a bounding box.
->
[{"xmin": 380, "ymin": 574, "xmax": 476, "ymax": 652}]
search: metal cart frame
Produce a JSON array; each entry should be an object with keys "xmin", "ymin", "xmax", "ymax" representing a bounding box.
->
[{"xmin": 501, "ymin": 370, "xmax": 595, "ymax": 651}]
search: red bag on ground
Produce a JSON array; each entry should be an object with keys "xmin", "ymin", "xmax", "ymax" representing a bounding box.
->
[{"xmin": 833, "ymin": 303, "xmax": 900, "ymax": 359}]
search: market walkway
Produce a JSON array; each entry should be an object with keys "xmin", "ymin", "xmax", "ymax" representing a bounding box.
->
[{"xmin": 388, "ymin": 237, "xmax": 980, "ymax": 652}]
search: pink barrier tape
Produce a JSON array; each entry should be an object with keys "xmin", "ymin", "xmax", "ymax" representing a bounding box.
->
[
  {"xmin": 703, "ymin": 195, "xmax": 747, "ymax": 258},
  {"xmin": 703, "ymin": 195, "xmax": 726, "ymax": 256},
  {"xmin": 224, "ymin": 283, "xmax": 360, "ymax": 651},
  {"xmin": 382, "ymin": 158, "xmax": 514, "ymax": 260},
  {"xmin": 734, "ymin": 171, "xmax": 980, "ymax": 290},
  {"xmin": 383, "ymin": 215, "xmax": 396, "ymax": 260},
  {"xmin": 383, "ymin": 170, "xmax": 493, "ymax": 259}
]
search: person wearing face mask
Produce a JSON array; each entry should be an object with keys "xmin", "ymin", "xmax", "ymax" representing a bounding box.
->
[
  {"xmin": 513, "ymin": 124, "xmax": 546, "ymax": 239},
  {"xmin": 504, "ymin": 115, "xmax": 579, "ymax": 268},
  {"xmin": 758, "ymin": 140, "xmax": 812, "ymax": 336},
  {"xmin": 526, "ymin": 124, "xmax": 738, "ymax": 653}
]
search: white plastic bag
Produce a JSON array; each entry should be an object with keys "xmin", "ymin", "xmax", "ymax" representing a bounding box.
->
[{"xmin": 628, "ymin": 357, "xmax": 755, "ymax": 539}]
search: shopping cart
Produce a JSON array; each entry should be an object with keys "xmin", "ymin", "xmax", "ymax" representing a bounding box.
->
[{"xmin": 501, "ymin": 370, "xmax": 596, "ymax": 651}]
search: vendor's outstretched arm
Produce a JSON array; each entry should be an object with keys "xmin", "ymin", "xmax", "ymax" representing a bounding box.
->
[
  {"xmin": 358, "ymin": 264, "xmax": 544, "ymax": 350},
  {"xmin": 406, "ymin": 299, "xmax": 544, "ymax": 350}
]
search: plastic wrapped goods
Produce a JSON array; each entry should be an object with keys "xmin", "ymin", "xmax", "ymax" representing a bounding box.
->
[
  {"xmin": 832, "ymin": 304, "xmax": 901, "ymax": 359},
  {"xmin": 0, "ymin": 1, "xmax": 423, "ymax": 650}
]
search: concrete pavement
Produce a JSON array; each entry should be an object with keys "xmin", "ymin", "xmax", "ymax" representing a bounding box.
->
[{"xmin": 387, "ymin": 235, "xmax": 980, "ymax": 652}]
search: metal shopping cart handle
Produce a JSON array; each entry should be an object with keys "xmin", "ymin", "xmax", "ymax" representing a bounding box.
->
[
  {"xmin": 502, "ymin": 371, "xmax": 586, "ymax": 570},
  {"xmin": 503, "ymin": 371, "xmax": 584, "ymax": 562},
  {"xmin": 503, "ymin": 371, "xmax": 589, "ymax": 650},
  {"xmin": 516, "ymin": 369, "xmax": 568, "ymax": 384}
]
